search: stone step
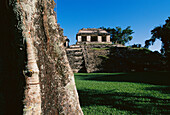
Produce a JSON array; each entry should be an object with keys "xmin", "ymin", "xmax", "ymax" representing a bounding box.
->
[
  {"xmin": 66, "ymin": 48, "xmax": 82, "ymax": 51},
  {"xmin": 74, "ymin": 61, "xmax": 83, "ymax": 66},
  {"xmin": 67, "ymin": 53, "xmax": 83, "ymax": 57},
  {"xmin": 69, "ymin": 45, "xmax": 81, "ymax": 48},
  {"xmin": 68, "ymin": 55, "xmax": 83, "ymax": 59},
  {"xmin": 66, "ymin": 50, "xmax": 82, "ymax": 52},
  {"xmin": 74, "ymin": 56, "xmax": 83, "ymax": 60},
  {"xmin": 67, "ymin": 56, "xmax": 83, "ymax": 60},
  {"xmin": 74, "ymin": 62, "xmax": 83, "ymax": 65},
  {"xmin": 69, "ymin": 61, "xmax": 84, "ymax": 65},
  {"xmin": 74, "ymin": 52, "xmax": 83, "ymax": 56},
  {"xmin": 67, "ymin": 51, "xmax": 83, "ymax": 54},
  {"xmin": 68, "ymin": 55, "xmax": 83, "ymax": 57},
  {"xmin": 69, "ymin": 59, "xmax": 84, "ymax": 63}
]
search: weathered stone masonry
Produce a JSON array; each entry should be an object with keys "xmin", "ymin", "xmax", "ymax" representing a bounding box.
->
[
  {"xmin": 76, "ymin": 28, "xmax": 112, "ymax": 44},
  {"xmin": 66, "ymin": 44, "xmax": 164, "ymax": 73},
  {"xmin": 66, "ymin": 44, "xmax": 114, "ymax": 73}
]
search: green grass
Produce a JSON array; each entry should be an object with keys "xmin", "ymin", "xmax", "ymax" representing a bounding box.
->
[
  {"xmin": 75, "ymin": 72, "xmax": 170, "ymax": 115},
  {"xmin": 98, "ymin": 55, "xmax": 109, "ymax": 59},
  {"xmin": 128, "ymin": 47, "xmax": 152, "ymax": 53},
  {"xmin": 91, "ymin": 48, "xmax": 110, "ymax": 50}
]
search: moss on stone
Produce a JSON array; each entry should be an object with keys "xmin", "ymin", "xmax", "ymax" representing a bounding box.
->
[{"xmin": 91, "ymin": 48, "xmax": 110, "ymax": 50}]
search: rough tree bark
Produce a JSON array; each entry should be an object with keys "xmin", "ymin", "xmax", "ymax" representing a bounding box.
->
[{"xmin": 0, "ymin": 0, "xmax": 83, "ymax": 114}]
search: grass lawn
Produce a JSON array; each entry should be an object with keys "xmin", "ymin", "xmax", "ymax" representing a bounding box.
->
[{"xmin": 74, "ymin": 72, "xmax": 170, "ymax": 115}]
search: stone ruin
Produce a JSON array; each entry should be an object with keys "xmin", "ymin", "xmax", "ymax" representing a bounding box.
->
[
  {"xmin": 66, "ymin": 44, "xmax": 164, "ymax": 73},
  {"xmin": 65, "ymin": 28, "xmax": 112, "ymax": 73},
  {"xmin": 66, "ymin": 44, "xmax": 113, "ymax": 73},
  {"xmin": 64, "ymin": 28, "xmax": 164, "ymax": 73},
  {"xmin": 65, "ymin": 28, "xmax": 127, "ymax": 73},
  {"xmin": 76, "ymin": 28, "xmax": 112, "ymax": 44}
]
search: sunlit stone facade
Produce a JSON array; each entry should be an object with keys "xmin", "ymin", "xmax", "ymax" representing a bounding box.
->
[{"xmin": 76, "ymin": 28, "xmax": 111, "ymax": 44}]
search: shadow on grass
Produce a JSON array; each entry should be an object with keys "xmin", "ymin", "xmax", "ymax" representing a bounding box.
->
[
  {"xmin": 78, "ymin": 89, "xmax": 170, "ymax": 114},
  {"xmin": 145, "ymin": 86, "xmax": 170, "ymax": 94},
  {"xmin": 79, "ymin": 72, "xmax": 170, "ymax": 85}
]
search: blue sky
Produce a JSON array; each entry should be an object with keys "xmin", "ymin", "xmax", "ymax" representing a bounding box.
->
[{"xmin": 55, "ymin": 0, "xmax": 170, "ymax": 51}]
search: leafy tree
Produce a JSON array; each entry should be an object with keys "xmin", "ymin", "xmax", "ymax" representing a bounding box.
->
[
  {"xmin": 131, "ymin": 44, "xmax": 142, "ymax": 48},
  {"xmin": 100, "ymin": 26, "xmax": 134, "ymax": 45},
  {"xmin": 145, "ymin": 17, "xmax": 170, "ymax": 69},
  {"xmin": 145, "ymin": 18, "xmax": 170, "ymax": 55}
]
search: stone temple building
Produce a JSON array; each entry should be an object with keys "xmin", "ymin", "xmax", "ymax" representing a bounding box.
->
[{"xmin": 76, "ymin": 28, "xmax": 112, "ymax": 44}]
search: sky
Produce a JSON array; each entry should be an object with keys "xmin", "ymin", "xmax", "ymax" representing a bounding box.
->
[{"xmin": 55, "ymin": 0, "xmax": 170, "ymax": 52}]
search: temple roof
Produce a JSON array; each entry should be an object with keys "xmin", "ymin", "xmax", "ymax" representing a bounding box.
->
[{"xmin": 77, "ymin": 28, "xmax": 110, "ymax": 36}]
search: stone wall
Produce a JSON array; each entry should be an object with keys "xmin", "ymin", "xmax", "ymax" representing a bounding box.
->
[
  {"xmin": 82, "ymin": 44, "xmax": 111, "ymax": 73},
  {"xmin": 66, "ymin": 44, "xmax": 117, "ymax": 73},
  {"xmin": 66, "ymin": 44, "xmax": 164, "ymax": 73},
  {"xmin": 66, "ymin": 45, "xmax": 86, "ymax": 73}
]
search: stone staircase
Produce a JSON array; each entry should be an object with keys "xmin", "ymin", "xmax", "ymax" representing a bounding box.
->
[{"xmin": 66, "ymin": 45, "xmax": 86, "ymax": 73}]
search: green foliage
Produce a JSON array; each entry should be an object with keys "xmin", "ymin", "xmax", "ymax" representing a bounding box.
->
[
  {"xmin": 75, "ymin": 72, "xmax": 170, "ymax": 115},
  {"xmin": 133, "ymin": 49, "xmax": 150, "ymax": 55},
  {"xmin": 129, "ymin": 47, "xmax": 151, "ymax": 52},
  {"xmin": 100, "ymin": 47, "xmax": 163, "ymax": 72},
  {"xmin": 145, "ymin": 17, "xmax": 170, "ymax": 69},
  {"xmin": 131, "ymin": 44, "xmax": 142, "ymax": 48},
  {"xmin": 100, "ymin": 26, "xmax": 134, "ymax": 45},
  {"xmin": 145, "ymin": 17, "xmax": 170, "ymax": 56}
]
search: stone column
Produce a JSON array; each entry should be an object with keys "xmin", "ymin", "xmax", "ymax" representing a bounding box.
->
[
  {"xmin": 77, "ymin": 36, "xmax": 82, "ymax": 42},
  {"xmin": 98, "ymin": 36, "xmax": 102, "ymax": 42},
  {"xmin": 106, "ymin": 35, "xmax": 111, "ymax": 42},
  {"xmin": 87, "ymin": 36, "xmax": 91, "ymax": 42}
]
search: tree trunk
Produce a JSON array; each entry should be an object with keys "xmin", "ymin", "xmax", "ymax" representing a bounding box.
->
[{"xmin": 0, "ymin": 0, "xmax": 83, "ymax": 114}]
